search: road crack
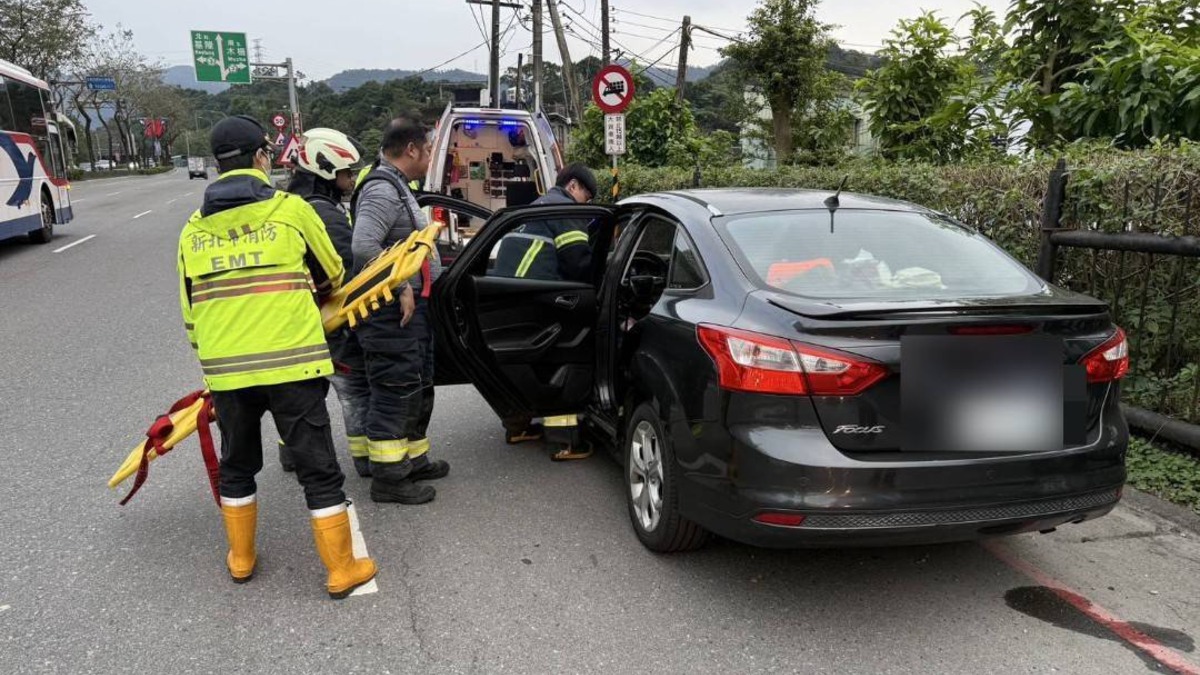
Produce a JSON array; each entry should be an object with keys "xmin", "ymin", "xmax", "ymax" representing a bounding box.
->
[{"xmin": 396, "ymin": 518, "xmax": 434, "ymax": 667}]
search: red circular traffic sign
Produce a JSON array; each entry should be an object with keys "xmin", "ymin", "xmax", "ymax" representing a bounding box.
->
[
  {"xmin": 592, "ymin": 65, "xmax": 635, "ymax": 114},
  {"xmin": 272, "ymin": 114, "xmax": 288, "ymax": 130}
]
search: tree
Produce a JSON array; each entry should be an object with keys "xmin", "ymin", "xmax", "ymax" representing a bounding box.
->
[
  {"xmin": 1002, "ymin": 0, "xmax": 1133, "ymax": 146},
  {"xmin": 571, "ymin": 88, "xmax": 733, "ymax": 169},
  {"xmin": 685, "ymin": 60, "xmax": 750, "ymax": 136},
  {"xmin": 857, "ymin": 10, "xmax": 1014, "ymax": 162},
  {"xmin": 721, "ymin": 0, "xmax": 832, "ymax": 164},
  {"xmin": 857, "ymin": 13, "xmax": 966, "ymax": 161},
  {"xmin": 1057, "ymin": 3, "xmax": 1200, "ymax": 145},
  {"xmin": 0, "ymin": 0, "xmax": 93, "ymax": 80}
]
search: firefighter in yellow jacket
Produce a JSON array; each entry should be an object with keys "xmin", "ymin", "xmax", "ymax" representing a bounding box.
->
[{"xmin": 178, "ymin": 115, "xmax": 375, "ymax": 599}]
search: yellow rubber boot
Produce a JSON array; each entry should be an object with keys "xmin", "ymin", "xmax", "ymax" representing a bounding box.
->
[
  {"xmin": 310, "ymin": 505, "xmax": 377, "ymax": 599},
  {"xmin": 220, "ymin": 495, "xmax": 258, "ymax": 583}
]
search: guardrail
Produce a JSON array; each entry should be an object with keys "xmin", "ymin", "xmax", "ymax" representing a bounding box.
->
[{"xmin": 1036, "ymin": 158, "xmax": 1200, "ymax": 453}]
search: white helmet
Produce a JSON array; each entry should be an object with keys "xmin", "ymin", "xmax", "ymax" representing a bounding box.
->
[{"xmin": 297, "ymin": 128, "xmax": 361, "ymax": 180}]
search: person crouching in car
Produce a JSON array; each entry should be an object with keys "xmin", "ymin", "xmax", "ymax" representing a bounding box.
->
[{"xmin": 491, "ymin": 163, "xmax": 598, "ymax": 461}]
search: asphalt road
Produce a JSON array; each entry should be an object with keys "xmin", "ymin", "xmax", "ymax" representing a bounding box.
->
[{"xmin": 2, "ymin": 170, "xmax": 1200, "ymax": 674}]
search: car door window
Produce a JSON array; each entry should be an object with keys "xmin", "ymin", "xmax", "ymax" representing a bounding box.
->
[{"xmin": 668, "ymin": 229, "xmax": 707, "ymax": 290}]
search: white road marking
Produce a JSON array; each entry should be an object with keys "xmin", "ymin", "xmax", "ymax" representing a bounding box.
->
[
  {"xmin": 0, "ymin": 605, "xmax": 10, "ymax": 613},
  {"xmin": 183, "ymin": 192, "xmax": 194, "ymax": 197},
  {"xmin": 166, "ymin": 198, "xmax": 178, "ymax": 205},
  {"xmin": 52, "ymin": 235, "xmax": 96, "ymax": 253},
  {"xmin": 346, "ymin": 503, "xmax": 378, "ymax": 597},
  {"xmin": 71, "ymin": 198, "xmax": 85, "ymax": 203},
  {"xmin": 105, "ymin": 191, "xmax": 121, "ymax": 196},
  {"xmin": 133, "ymin": 210, "xmax": 152, "ymax": 219}
]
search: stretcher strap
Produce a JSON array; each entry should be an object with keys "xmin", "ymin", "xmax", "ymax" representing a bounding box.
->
[
  {"xmin": 420, "ymin": 257, "xmax": 432, "ymax": 299},
  {"xmin": 120, "ymin": 390, "xmax": 220, "ymax": 507},
  {"xmin": 196, "ymin": 397, "xmax": 220, "ymax": 506}
]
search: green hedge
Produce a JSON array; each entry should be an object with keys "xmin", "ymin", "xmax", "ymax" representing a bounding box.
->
[
  {"xmin": 603, "ymin": 143, "xmax": 1200, "ymax": 422},
  {"xmin": 69, "ymin": 166, "xmax": 175, "ymax": 182}
]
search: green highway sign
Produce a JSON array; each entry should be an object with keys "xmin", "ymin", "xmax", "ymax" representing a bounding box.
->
[{"xmin": 190, "ymin": 30, "xmax": 251, "ymax": 84}]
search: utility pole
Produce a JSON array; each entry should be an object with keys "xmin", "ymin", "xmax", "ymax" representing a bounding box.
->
[
  {"xmin": 547, "ymin": 0, "xmax": 581, "ymax": 121},
  {"xmin": 676, "ymin": 15, "xmax": 691, "ymax": 103},
  {"xmin": 601, "ymin": 0, "xmax": 610, "ymax": 66},
  {"xmin": 465, "ymin": 0, "xmax": 522, "ymax": 107},
  {"xmin": 490, "ymin": 0, "xmax": 501, "ymax": 107},
  {"xmin": 532, "ymin": 0, "xmax": 543, "ymax": 112},
  {"xmin": 285, "ymin": 57, "xmax": 301, "ymax": 135},
  {"xmin": 515, "ymin": 53, "xmax": 524, "ymax": 108}
]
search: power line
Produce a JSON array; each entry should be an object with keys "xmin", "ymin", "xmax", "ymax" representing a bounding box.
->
[
  {"xmin": 634, "ymin": 42, "xmax": 678, "ymax": 75},
  {"xmin": 614, "ymin": 28, "xmax": 679, "ymax": 42},
  {"xmin": 614, "ymin": 7, "xmax": 741, "ymax": 33},
  {"xmin": 565, "ymin": 1, "xmax": 673, "ymax": 65},
  {"xmin": 612, "ymin": 18, "xmax": 677, "ymax": 33},
  {"xmin": 410, "ymin": 40, "xmax": 491, "ymax": 79},
  {"xmin": 468, "ymin": 3, "xmax": 490, "ymax": 44}
]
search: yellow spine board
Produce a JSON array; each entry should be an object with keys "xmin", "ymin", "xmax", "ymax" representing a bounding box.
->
[{"xmin": 110, "ymin": 224, "xmax": 442, "ymax": 491}]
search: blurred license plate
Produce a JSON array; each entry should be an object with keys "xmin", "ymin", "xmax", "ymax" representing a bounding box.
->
[{"xmin": 902, "ymin": 334, "xmax": 1065, "ymax": 452}]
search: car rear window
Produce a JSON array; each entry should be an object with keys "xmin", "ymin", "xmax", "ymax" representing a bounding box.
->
[{"xmin": 721, "ymin": 209, "xmax": 1043, "ymax": 301}]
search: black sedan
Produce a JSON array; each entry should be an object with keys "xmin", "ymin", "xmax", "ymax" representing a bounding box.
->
[{"xmin": 420, "ymin": 189, "xmax": 1129, "ymax": 552}]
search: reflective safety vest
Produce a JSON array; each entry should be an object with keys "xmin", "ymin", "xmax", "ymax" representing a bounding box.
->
[{"xmin": 178, "ymin": 169, "xmax": 345, "ymax": 391}]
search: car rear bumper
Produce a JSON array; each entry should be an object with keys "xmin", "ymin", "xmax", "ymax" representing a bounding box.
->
[
  {"xmin": 675, "ymin": 401, "xmax": 1128, "ymax": 548},
  {"xmin": 691, "ymin": 487, "xmax": 1121, "ymax": 548}
]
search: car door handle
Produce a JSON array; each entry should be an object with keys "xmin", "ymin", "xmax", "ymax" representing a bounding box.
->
[{"xmin": 555, "ymin": 294, "xmax": 579, "ymax": 309}]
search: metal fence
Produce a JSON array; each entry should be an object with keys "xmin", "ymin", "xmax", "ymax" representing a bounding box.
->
[{"xmin": 1037, "ymin": 158, "xmax": 1200, "ymax": 450}]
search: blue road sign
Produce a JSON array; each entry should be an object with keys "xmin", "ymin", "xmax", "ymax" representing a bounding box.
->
[{"xmin": 85, "ymin": 76, "xmax": 116, "ymax": 91}]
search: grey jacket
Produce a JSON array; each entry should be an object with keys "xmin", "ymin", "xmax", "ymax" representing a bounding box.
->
[{"xmin": 350, "ymin": 157, "xmax": 442, "ymax": 290}]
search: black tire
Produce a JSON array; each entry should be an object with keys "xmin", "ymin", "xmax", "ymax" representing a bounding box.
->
[
  {"xmin": 624, "ymin": 402, "xmax": 710, "ymax": 552},
  {"xmin": 28, "ymin": 194, "xmax": 54, "ymax": 244}
]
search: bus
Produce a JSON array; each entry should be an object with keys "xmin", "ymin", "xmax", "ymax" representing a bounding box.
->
[{"xmin": 0, "ymin": 59, "xmax": 73, "ymax": 244}]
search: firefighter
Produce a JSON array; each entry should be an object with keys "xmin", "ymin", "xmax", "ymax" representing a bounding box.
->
[
  {"xmin": 350, "ymin": 116, "xmax": 448, "ymax": 505},
  {"xmin": 179, "ymin": 115, "xmax": 375, "ymax": 599},
  {"xmin": 492, "ymin": 163, "xmax": 598, "ymax": 461},
  {"xmin": 283, "ymin": 128, "xmax": 373, "ymax": 479}
]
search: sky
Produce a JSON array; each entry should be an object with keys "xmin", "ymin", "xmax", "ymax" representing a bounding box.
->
[{"xmin": 82, "ymin": 0, "xmax": 1010, "ymax": 83}]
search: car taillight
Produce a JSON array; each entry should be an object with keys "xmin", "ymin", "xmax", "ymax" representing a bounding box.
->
[
  {"xmin": 1080, "ymin": 327, "xmax": 1129, "ymax": 383},
  {"xmin": 696, "ymin": 324, "xmax": 888, "ymax": 396}
]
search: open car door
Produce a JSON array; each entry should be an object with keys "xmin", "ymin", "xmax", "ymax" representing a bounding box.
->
[{"xmin": 431, "ymin": 204, "xmax": 618, "ymax": 424}]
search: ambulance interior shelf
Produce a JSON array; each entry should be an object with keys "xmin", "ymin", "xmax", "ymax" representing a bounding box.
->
[{"xmin": 440, "ymin": 120, "xmax": 544, "ymax": 227}]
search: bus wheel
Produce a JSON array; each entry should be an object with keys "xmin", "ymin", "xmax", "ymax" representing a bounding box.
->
[{"xmin": 29, "ymin": 194, "xmax": 54, "ymax": 244}]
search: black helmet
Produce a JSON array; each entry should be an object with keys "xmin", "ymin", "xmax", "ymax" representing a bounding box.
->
[
  {"xmin": 556, "ymin": 163, "xmax": 598, "ymax": 199},
  {"xmin": 210, "ymin": 114, "xmax": 269, "ymax": 161}
]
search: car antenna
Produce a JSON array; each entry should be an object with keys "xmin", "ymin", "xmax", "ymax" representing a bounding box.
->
[{"xmin": 825, "ymin": 175, "xmax": 848, "ymax": 234}]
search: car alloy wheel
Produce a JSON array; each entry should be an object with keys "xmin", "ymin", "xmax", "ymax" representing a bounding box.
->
[{"xmin": 628, "ymin": 420, "xmax": 664, "ymax": 533}]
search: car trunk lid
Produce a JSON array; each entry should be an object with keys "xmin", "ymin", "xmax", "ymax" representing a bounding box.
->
[{"xmin": 756, "ymin": 290, "xmax": 1117, "ymax": 455}]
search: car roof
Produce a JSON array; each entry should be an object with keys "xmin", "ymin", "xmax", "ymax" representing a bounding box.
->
[
  {"xmin": 448, "ymin": 108, "xmax": 536, "ymax": 120},
  {"xmin": 636, "ymin": 188, "xmax": 933, "ymax": 217}
]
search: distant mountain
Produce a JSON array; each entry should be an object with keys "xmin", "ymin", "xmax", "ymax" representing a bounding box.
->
[
  {"xmin": 324, "ymin": 62, "xmax": 719, "ymax": 92},
  {"xmin": 325, "ymin": 68, "xmax": 487, "ymax": 91},
  {"xmin": 162, "ymin": 65, "xmax": 230, "ymax": 94}
]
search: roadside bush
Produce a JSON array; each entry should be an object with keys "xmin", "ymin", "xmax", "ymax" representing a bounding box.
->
[{"xmin": 70, "ymin": 165, "xmax": 174, "ymax": 181}]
